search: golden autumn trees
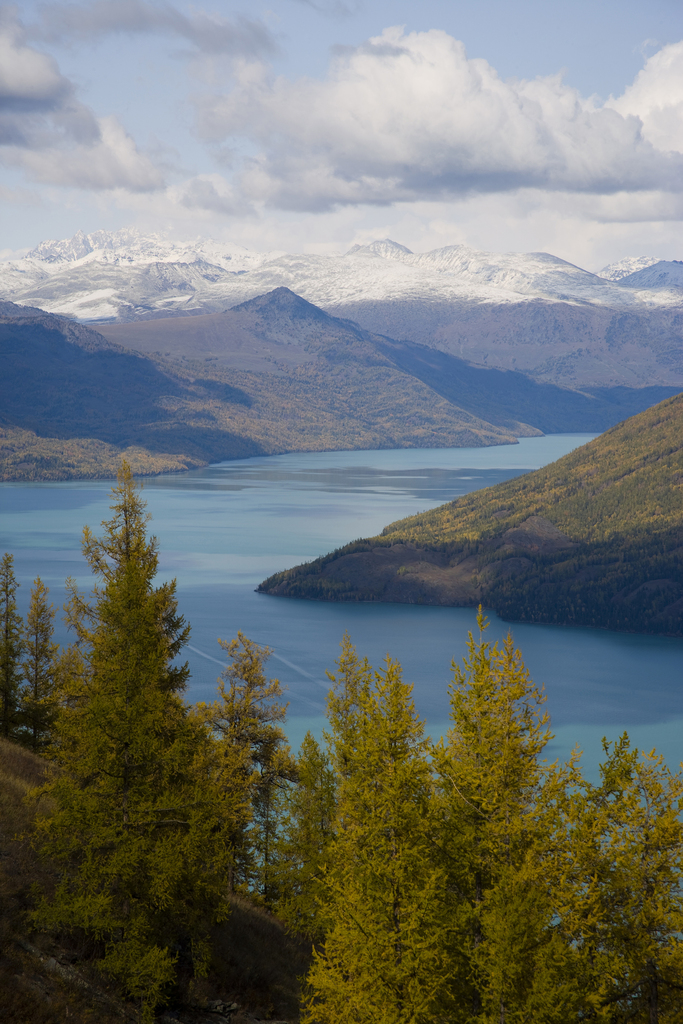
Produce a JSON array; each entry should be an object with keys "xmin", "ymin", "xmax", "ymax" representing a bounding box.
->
[
  {"xmin": 432, "ymin": 612, "xmax": 579, "ymax": 1022},
  {"xmin": 303, "ymin": 639, "xmax": 449, "ymax": 1024},
  {"xmin": 559, "ymin": 735, "xmax": 683, "ymax": 1023},
  {"xmin": 20, "ymin": 576, "xmax": 59, "ymax": 751}
]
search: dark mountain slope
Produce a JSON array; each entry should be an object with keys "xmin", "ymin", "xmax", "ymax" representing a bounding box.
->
[
  {"xmin": 3, "ymin": 290, "xmax": 680, "ymax": 483},
  {"xmin": 1, "ymin": 318, "xmax": 248, "ymax": 442},
  {"xmin": 259, "ymin": 394, "xmax": 683, "ymax": 636},
  {"xmin": 376, "ymin": 338, "xmax": 679, "ymax": 433},
  {"xmin": 330, "ymin": 294, "xmax": 683, "ymax": 387}
]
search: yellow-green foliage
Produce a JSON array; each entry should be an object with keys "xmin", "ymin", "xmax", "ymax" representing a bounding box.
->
[
  {"xmin": 303, "ymin": 639, "xmax": 448, "ymax": 1024},
  {"xmin": 0, "ymin": 426, "xmax": 205, "ymax": 482},
  {"xmin": 194, "ymin": 632, "xmax": 297, "ymax": 904},
  {"xmin": 432, "ymin": 614, "xmax": 579, "ymax": 1021},
  {"xmin": 381, "ymin": 393, "xmax": 683, "ymax": 547},
  {"xmin": 273, "ymin": 732, "xmax": 336, "ymax": 939},
  {"xmin": 557, "ymin": 736, "xmax": 683, "ymax": 1020},
  {"xmin": 31, "ymin": 466, "xmax": 231, "ymax": 1021},
  {"xmin": 20, "ymin": 577, "xmax": 59, "ymax": 752},
  {"xmin": 300, "ymin": 626, "xmax": 683, "ymax": 1024}
]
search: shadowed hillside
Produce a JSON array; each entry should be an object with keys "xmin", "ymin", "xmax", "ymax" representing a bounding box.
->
[{"xmin": 101, "ymin": 287, "xmax": 681, "ymax": 435}]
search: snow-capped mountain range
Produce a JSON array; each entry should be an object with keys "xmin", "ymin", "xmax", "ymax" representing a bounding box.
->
[
  {"xmin": 2, "ymin": 229, "xmax": 682, "ymax": 387},
  {"xmin": 1, "ymin": 229, "xmax": 679, "ymax": 322}
]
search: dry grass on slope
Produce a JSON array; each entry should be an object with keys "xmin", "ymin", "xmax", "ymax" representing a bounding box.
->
[{"xmin": 259, "ymin": 394, "xmax": 683, "ymax": 633}]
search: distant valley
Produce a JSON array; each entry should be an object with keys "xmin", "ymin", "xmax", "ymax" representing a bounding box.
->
[{"xmin": 3, "ymin": 229, "xmax": 683, "ymax": 387}]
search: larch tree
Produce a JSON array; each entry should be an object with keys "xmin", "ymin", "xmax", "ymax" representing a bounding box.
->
[
  {"xmin": 195, "ymin": 631, "xmax": 296, "ymax": 904},
  {"xmin": 19, "ymin": 576, "xmax": 59, "ymax": 752},
  {"xmin": 303, "ymin": 646, "xmax": 449, "ymax": 1024},
  {"xmin": 432, "ymin": 611, "xmax": 576, "ymax": 1023},
  {"xmin": 0, "ymin": 552, "xmax": 24, "ymax": 740},
  {"xmin": 32, "ymin": 464, "xmax": 229, "ymax": 1022},
  {"xmin": 324, "ymin": 632, "xmax": 373, "ymax": 781},
  {"xmin": 274, "ymin": 731, "xmax": 336, "ymax": 938},
  {"xmin": 560, "ymin": 734, "xmax": 683, "ymax": 1024}
]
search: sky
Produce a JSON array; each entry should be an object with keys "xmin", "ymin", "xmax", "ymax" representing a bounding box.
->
[{"xmin": 2, "ymin": 0, "xmax": 683, "ymax": 268}]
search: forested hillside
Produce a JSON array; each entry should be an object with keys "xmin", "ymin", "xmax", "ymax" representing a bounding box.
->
[
  {"xmin": 2, "ymin": 470, "xmax": 683, "ymax": 1024},
  {"xmin": 259, "ymin": 394, "xmax": 683, "ymax": 635}
]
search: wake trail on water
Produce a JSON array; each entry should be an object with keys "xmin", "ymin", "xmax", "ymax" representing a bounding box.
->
[{"xmin": 186, "ymin": 643, "xmax": 328, "ymax": 713}]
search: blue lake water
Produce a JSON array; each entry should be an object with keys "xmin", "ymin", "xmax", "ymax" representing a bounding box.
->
[{"xmin": 2, "ymin": 434, "xmax": 682, "ymax": 778}]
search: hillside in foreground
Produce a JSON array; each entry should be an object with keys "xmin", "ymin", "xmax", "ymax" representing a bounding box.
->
[{"xmin": 259, "ymin": 394, "xmax": 683, "ymax": 636}]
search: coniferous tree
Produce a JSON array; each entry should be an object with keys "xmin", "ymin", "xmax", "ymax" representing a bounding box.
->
[
  {"xmin": 0, "ymin": 552, "xmax": 24, "ymax": 739},
  {"xmin": 19, "ymin": 576, "xmax": 59, "ymax": 752},
  {"xmin": 32, "ymin": 464, "xmax": 229, "ymax": 1022},
  {"xmin": 433, "ymin": 611, "xmax": 576, "ymax": 1022},
  {"xmin": 196, "ymin": 631, "xmax": 296, "ymax": 902},
  {"xmin": 324, "ymin": 632, "xmax": 373, "ymax": 780},
  {"xmin": 275, "ymin": 731, "xmax": 336, "ymax": 938},
  {"xmin": 303, "ymin": 647, "xmax": 448, "ymax": 1024},
  {"xmin": 560, "ymin": 735, "xmax": 683, "ymax": 1023}
]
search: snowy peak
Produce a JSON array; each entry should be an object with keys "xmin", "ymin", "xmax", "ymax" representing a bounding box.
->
[
  {"xmin": 3, "ymin": 228, "xmax": 683, "ymax": 329},
  {"xmin": 617, "ymin": 260, "xmax": 683, "ymax": 290},
  {"xmin": 25, "ymin": 228, "xmax": 283, "ymax": 272},
  {"xmin": 28, "ymin": 228, "xmax": 145, "ymax": 263},
  {"xmin": 345, "ymin": 239, "xmax": 414, "ymax": 259},
  {"xmin": 598, "ymin": 256, "xmax": 663, "ymax": 281}
]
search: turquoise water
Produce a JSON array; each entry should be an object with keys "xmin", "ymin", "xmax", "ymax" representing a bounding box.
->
[{"xmin": 2, "ymin": 435, "xmax": 682, "ymax": 777}]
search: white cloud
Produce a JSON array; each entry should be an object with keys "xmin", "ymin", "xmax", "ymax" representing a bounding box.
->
[
  {"xmin": 0, "ymin": 10, "xmax": 164, "ymax": 191},
  {"xmin": 193, "ymin": 26, "xmax": 683, "ymax": 212},
  {"xmin": 607, "ymin": 41, "xmax": 683, "ymax": 153},
  {"xmin": 0, "ymin": 6, "xmax": 85, "ymax": 147},
  {"xmin": 172, "ymin": 173, "xmax": 252, "ymax": 216},
  {"xmin": 8, "ymin": 115, "xmax": 164, "ymax": 190},
  {"xmin": 32, "ymin": 0, "xmax": 277, "ymax": 58},
  {"xmin": 0, "ymin": 9, "xmax": 69, "ymax": 108}
]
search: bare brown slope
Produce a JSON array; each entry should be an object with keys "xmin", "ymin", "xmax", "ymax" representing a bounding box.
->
[
  {"xmin": 97, "ymin": 307, "xmax": 320, "ymax": 373},
  {"xmin": 97, "ymin": 288, "xmax": 681, "ymax": 437},
  {"xmin": 1, "ymin": 294, "xmax": 522, "ymax": 482}
]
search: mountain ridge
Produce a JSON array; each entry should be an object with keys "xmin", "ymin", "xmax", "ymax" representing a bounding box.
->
[
  {"xmin": 3, "ymin": 229, "xmax": 683, "ymax": 387},
  {"xmin": 97, "ymin": 286, "xmax": 681, "ymax": 436},
  {"xmin": 0, "ymin": 293, "xmax": 530, "ymax": 482},
  {"xmin": 4, "ymin": 286, "xmax": 681, "ymax": 482}
]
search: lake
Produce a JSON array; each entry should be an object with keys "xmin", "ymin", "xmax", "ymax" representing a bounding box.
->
[{"xmin": 2, "ymin": 434, "xmax": 682, "ymax": 778}]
